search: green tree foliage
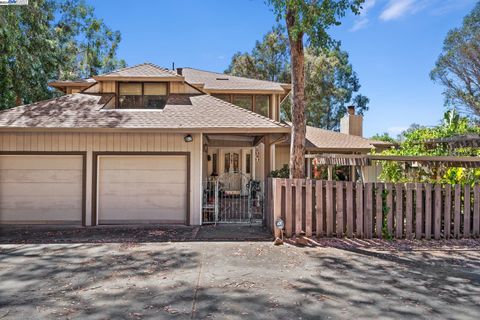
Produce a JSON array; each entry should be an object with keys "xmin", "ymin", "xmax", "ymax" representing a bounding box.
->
[
  {"xmin": 379, "ymin": 109, "xmax": 480, "ymax": 185},
  {"xmin": 0, "ymin": 0, "xmax": 125, "ymax": 109},
  {"xmin": 266, "ymin": 0, "xmax": 364, "ymax": 178},
  {"xmin": 283, "ymin": 48, "xmax": 369, "ymax": 130},
  {"xmin": 370, "ymin": 132, "xmax": 397, "ymax": 144},
  {"xmin": 225, "ymin": 25, "xmax": 290, "ymax": 83},
  {"xmin": 430, "ymin": 2, "xmax": 480, "ymax": 117},
  {"xmin": 225, "ymin": 27, "xmax": 368, "ymax": 131}
]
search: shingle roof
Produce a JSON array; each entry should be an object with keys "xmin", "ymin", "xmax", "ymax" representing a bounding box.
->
[
  {"xmin": 0, "ymin": 93, "xmax": 289, "ymax": 132},
  {"xmin": 282, "ymin": 124, "xmax": 388, "ymax": 151},
  {"xmin": 181, "ymin": 68, "xmax": 288, "ymax": 92},
  {"xmin": 95, "ymin": 63, "xmax": 182, "ymax": 79}
]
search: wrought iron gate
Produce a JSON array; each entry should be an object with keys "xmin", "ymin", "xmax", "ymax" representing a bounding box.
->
[{"xmin": 202, "ymin": 172, "xmax": 264, "ymax": 224}]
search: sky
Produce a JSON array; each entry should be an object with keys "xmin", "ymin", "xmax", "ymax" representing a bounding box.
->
[{"xmin": 86, "ymin": 0, "xmax": 477, "ymax": 138}]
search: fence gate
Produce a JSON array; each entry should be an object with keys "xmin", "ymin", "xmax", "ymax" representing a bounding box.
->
[{"xmin": 202, "ymin": 172, "xmax": 263, "ymax": 224}]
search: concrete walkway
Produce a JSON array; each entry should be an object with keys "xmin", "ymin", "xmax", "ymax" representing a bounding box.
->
[{"xmin": 1, "ymin": 241, "xmax": 479, "ymax": 319}]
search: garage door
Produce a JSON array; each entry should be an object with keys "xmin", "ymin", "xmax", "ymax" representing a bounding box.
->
[
  {"xmin": 97, "ymin": 155, "xmax": 188, "ymax": 224},
  {"xmin": 0, "ymin": 155, "xmax": 84, "ymax": 224}
]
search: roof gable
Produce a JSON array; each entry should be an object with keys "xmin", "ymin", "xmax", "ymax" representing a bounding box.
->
[{"xmin": 94, "ymin": 63, "xmax": 183, "ymax": 81}]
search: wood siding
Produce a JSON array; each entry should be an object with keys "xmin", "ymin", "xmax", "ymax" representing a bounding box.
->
[{"xmin": 0, "ymin": 132, "xmax": 202, "ymax": 226}]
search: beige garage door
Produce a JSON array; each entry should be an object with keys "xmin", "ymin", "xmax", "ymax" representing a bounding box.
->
[
  {"xmin": 97, "ymin": 155, "xmax": 188, "ymax": 224},
  {"xmin": 0, "ymin": 155, "xmax": 84, "ymax": 224}
]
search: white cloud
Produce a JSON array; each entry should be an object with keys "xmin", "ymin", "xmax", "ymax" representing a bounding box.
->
[
  {"xmin": 350, "ymin": 18, "xmax": 370, "ymax": 31},
  {"xmin": 361, "ymin": 0, "xmax": 377, "ymax": 15},
  {"xmin": 380, "ymin": 0, "xmax": 416, "ymax": 21},
  {"xmin": 350, "ymin": 0, "xmax": 376, "ymax": 32}
]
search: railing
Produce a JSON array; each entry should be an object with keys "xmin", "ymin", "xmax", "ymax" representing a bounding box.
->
[{"xmin": 268, "ymin": 178, "xmax": 480, "ymax": 239}]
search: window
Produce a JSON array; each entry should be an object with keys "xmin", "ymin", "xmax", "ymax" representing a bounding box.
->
[
  {"xmin": 246, "ymin": 153, "xmax": 251, "ymax": 174},
  {"xmin": 255, "ymin": 95, "xmax": 269, "ymax": 117},
  {"xmin": 118, "ymin": 82, "xmax": 168, "ymax": 109},
  {"xmin": 212, "ymin": 94, "xmax": 231, "ymax": 103},
  {"xmin": 233, "ymin": 95, "xmax": 253, "ymax": 110}
]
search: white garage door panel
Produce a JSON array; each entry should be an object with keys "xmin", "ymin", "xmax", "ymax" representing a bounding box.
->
[
  {"xmin": 0, "ymin": 169, "xmax": 82, "ymax": 183},
  {"xmin": 100, "ymin": 169, "xmax": 187, "ymax": 184},
  {"xmin": 0, "ymin": 155, "xmax": 83, "ymax": 224},
  {"xmin": 98, "ymin": 155, "xmax": 188, "ymax": 224}
]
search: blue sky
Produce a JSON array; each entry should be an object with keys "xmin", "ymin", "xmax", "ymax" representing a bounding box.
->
[{"xmin": 87, "ymin": 0, "xmax": 477, "ymax": 138}]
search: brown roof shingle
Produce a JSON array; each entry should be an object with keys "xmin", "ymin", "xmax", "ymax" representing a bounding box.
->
[
  {"xmin": 0, "ymin": 93, "xmax": 289, "ymax": 132},
  {"xmin": 181, "ymin": 68, "xmax": 288, "ymax": 92},
  {"xmin": 95, "ymin": 63, "xmax": 182, "ymax": 79},
  {"xmin": 282, "ymin": 124, "xmax": 385, "ymax": 151}
]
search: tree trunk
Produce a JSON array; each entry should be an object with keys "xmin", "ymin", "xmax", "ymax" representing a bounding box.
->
[
  {"xmin": 286, "ymin": 9, "xmax": 306, "ymax": 179},
  {"xmin": 15, "ymin": 93, "xmax": 22, "ymax": 106}
]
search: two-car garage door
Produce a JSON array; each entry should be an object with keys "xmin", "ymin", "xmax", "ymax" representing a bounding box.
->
[{"xmin": 0, "ymin": 154, "xmax": 189, "ymax": 225}]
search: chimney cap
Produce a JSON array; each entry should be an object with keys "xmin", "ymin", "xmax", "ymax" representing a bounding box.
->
[{"xmin": 347, "ymin": 105, "xmax": 355, "ymax": 115}]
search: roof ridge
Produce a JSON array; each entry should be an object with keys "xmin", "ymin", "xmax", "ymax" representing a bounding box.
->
[
  {"xmin": 182, "ymin": 67, "xmax": 287, "ymax": 85},
  {"xmin": 98, "ymin": 62, "xmax": 180, "ymax": 77},
  {"xmin": 203, "ymin": 94, "xmax": 288, "ymax": 128}
]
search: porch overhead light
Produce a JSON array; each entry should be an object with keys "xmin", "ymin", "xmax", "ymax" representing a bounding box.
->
[{"xmin": 184, "ymin": 134, "xmax": 193, "ymax": 143}]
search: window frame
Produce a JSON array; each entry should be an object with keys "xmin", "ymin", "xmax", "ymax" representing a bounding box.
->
[
  {"xmin": 253, "ymin": 94, "xmax": 271, "ymax": 118},
  {"xmin": 116, "ymin": 81, "xmax": 169, "ymax": 109},
  {"xmin": 233, "ymin": 94, "xmax": 254, "ymax": 111}
]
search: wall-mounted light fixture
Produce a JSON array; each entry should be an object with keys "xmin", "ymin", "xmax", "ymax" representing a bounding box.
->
[{"xmin": 184, "ymin": 134, "xmax": 193, "ymax": 143}]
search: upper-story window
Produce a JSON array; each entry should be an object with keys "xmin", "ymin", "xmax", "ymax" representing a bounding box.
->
[
  {"xmin": 213, "ymin": 94, "xmax": 271, "ymax": 117},
  {"xmin": 254, "ymin": 95, "xmax": 270, "ymax": 117},
  {"xmin": 118, "ymin": 82, "xmax": 168, "ymax": 109}
]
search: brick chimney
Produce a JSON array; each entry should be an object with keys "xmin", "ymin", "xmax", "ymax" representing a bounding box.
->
[
  {"xmin": 176, "ymin": 68, "xmax": 183, "ymax": 75},
  {"xmin": 340, "ymin": 105, "xmax": 363, "ymax": 137}
]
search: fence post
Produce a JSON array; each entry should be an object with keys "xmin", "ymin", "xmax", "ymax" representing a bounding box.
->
[
  {"xmin": 305, "ymin": 179, "xmax": 313, "ymax": 237},
  {"xmin": 346, "ymin": 182, "xmax": 354, "ymax": 238},
  {"xmin": 454, "ymin": 184, "xmax": 461, "ymax": 238},
  {"xmin": 375, "ymin": 184, "xmax": 383, "ymax": 238},
  {"xmin": 295, "ymin": 179, "xmax": 303, "ymax": 236},
  {"xmin": 326, "ymin": 181, "xmax": 334, "ymax": 237},
  {"xmin": 316, "ymin": 180, "xmax": 324, "ymax": 238},
  {"xmin": 395, "ymin": 183, "xmax": 403, "ymax": 239},
  {"xmin": 474, "ymin": 185, "xmax": 480, "ymax": 237},
  {"xmin": 444, "ymin": 184, "xmax": 452, "ymax": 239},
  {"xmin": 285, "ymin": 179, "xmax": 293, "ymax": 237},
  {"xmin": 356, "ymin": 182, "xmax": 364, "ymax": 238},
  {"xmin": 415, "ymin": 183, "xmax": 423, "ymax": 239},
  {"xmin": 365, "ymin": 183, "xmax": 373, "ymax": 238},
  {"xmin": 386, "ymin": 183, "xmax": 394, "ymax": 235},
  {"xmin": 464, "ymin": 185, "xmax": 471, "ymax": 238},
  {"xmin": 273, "ymin": 178, "xmax": 282, "ymax": 238},
  {"xmin": 336, "ymin": 181, "xmax": 344, "ymax": 237},
  {"xmin": 434, "ymin": 184, "xmax": 442, "ymax": 240},
  {"xmin": 424, "ymin": 184, "xmax": 432, "ymax": 239},
  {"xmin": 405, "ymin": 183, "xmax": 414, "ymax": 239}
]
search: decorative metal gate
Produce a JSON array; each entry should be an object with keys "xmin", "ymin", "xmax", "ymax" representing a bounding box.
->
[{"xmin": 202, "ymin": 172, "xmax": 264, "ymax": 224}]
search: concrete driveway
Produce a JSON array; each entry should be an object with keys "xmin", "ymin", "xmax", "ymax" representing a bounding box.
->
[{"xmin": 1, "ymin": 237, "xmax": 479, "ymax": 320}]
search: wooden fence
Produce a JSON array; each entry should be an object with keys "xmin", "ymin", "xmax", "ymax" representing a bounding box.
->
[{"xmin": 267, "ymin": 178, "xmax": 480, "ymax": 239}]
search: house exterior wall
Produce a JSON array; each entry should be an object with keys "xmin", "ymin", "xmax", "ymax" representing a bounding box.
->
[
  {"xmin": 0, "ymin": 131, "xmax": 203, "ymax": 226},
  {"xmin": 274, "ymin": 145, "xmax": 290, "ymax": 171}
]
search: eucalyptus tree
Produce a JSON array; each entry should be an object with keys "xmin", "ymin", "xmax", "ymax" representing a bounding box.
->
[{"xmin": 266, "ymin": 0, "xmax": 364, "ymax": 178}]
